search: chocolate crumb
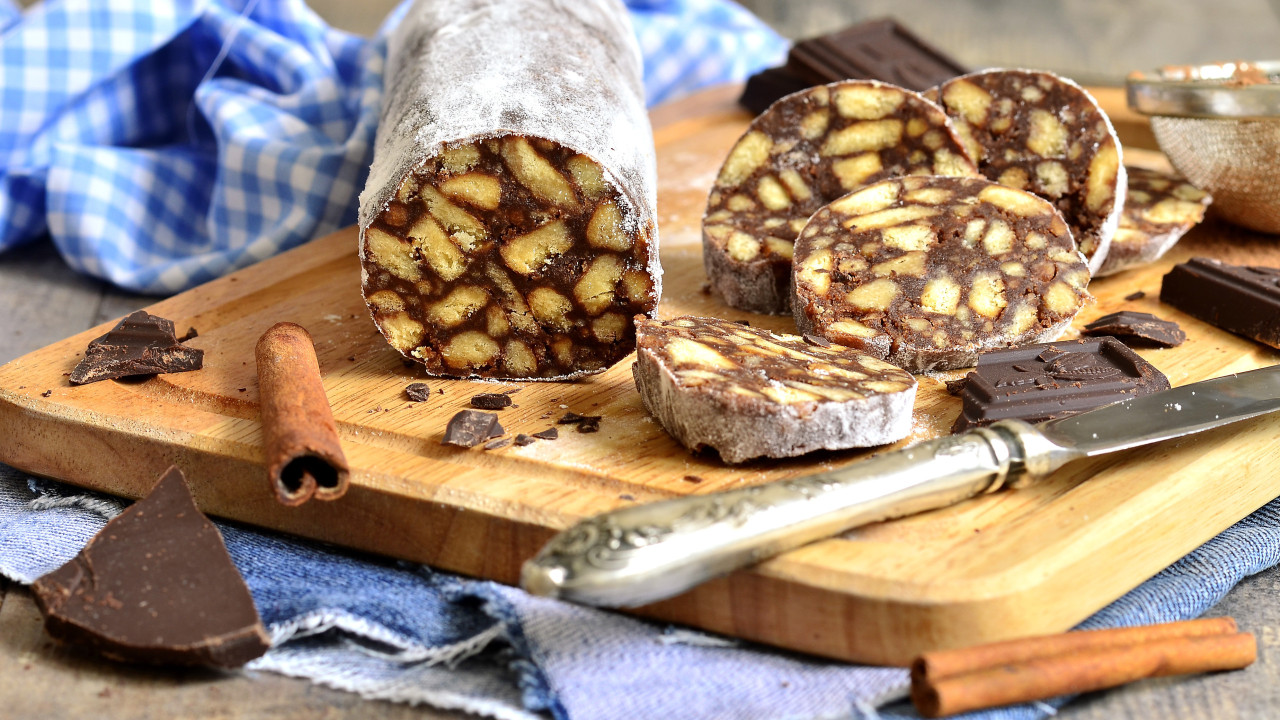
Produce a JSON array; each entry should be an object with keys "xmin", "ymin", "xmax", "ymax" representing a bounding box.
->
[
  {"xmin": 442, "ymin": 410, "xmax": 504, "ymax": 448},
  {"xmin": 576, "ymin": 417, "xmax": 601, "ymax": 433},
  {"xmin": 682, "ymin": 475, "xmax": 704, "ymax": 484},
  {"xmin": 1124, "ymin": 290, "xmax": 1146, "ymax": 301},
  {"xmin": 944, "ymin": 377, "xmax": 968, "ymax": 395},
  {"xmin": 531, "ymin": 427, "xmax": 559, "ymax": 440},
  {"xmin": 404, "ymin": 382, "xmax": 432, "ymax": 402},
  {"xmin": 619, "ymin": 493, "xmax": 635, "ymax": 501},
  {"xmin": 470, "ymin": 393, "xmax": 513, "ymax": 410},
  {"xmin": 700, "ymin": 282, "xmax": 711, "ymax": 295},
  {"xmin": 237, "ymin": 387, "xmax": 247, "ymax": 393},
  {"xmin": 514, "ymin": 433, "xmax": 536, "ymax": 446},
  {"xmin": 558, "ymin": 412, "xmax": 602, "ymax": 425},
  {"xmin": 733, "ymin": 319, "xmax": 751, "ymax": 326},
  {"xmin": 803, "ymin": 334, "xmax": 832, "ymax": 348},
  {"xmin": 41, "ymin": 389, "xmax": 52, "ymax": 397},
  {"xmin": 483, "ymin": 438, "xmax": 512, "ymax": 451},
  {"xmin": 177, "ymin": 327, "xmax": 198, "ymax": 343},
  {"xmin": 503, "ymin": 388, "xmax": 522, "ymax": 395},
  {"xmin": 347, "ymin": 355, "xmax": 356, "ymax": 362}
]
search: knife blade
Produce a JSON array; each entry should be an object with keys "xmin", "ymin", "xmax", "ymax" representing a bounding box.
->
[{"xmin": 521, "ymin": 364, "xmax": 1280, "ymax": 608}]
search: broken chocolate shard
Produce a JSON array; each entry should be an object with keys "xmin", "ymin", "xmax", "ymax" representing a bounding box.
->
[
  {"xmin": 1160, "ymin": 258, "xmax": 1280, "ymax": 349},
  {"xmin": 483, "ymin": 437, "xmax": 512, "ymax": 451},
  {"xmin": 31, "ymin": 466, "xmax": 269, "ymax": 668},
  {"xmin": 1124, "ymin": 290, "xmax": 1147, "ymax": 302},
  {"xmin": 803, "ymin": 333, "xmax": 832, "ymax": 348},
  {"xmin": 576, "ymin": 417, "xmax": 601, "ymax": 433},
  {"xmin": 69, "ymin": 311, "xmax": 204, "ymax": 385},
  {"xmin": 944, "ymin": 377, "xmax": 968, "ymax": 396},
  {"xmin": 513, "ymin": 433, "xmax": 536, "ymax": 446},
  {"xmin": 470, "ymin": 393, "xmax": 514, "ymax": 410},
  {"xmin": 951, "ymin": 337, "xmax": 1170, "ymax": 432},
  {"xmin": 177, "ymin": 327, "xmax": 199, "ymax": 343},
  {"xmin": 558, "ymin": 412, "xmax": 602, "ymax": 426},
  {"xmin": 404, "ymin": 382, "xmax": 432, "ymax": 402},
  {"xmin": 442, "ymin": 410, "xmax": 505, "ymax": 447},
  {"xmin": 531, "ymin": 427, "xmax": 559, "ymax": 440},
  {"xmin": 1082, "ymin": 311, "xmax": 1187, "ymax": 348}
]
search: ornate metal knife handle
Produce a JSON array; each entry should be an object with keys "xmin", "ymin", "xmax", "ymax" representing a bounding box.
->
[{"xmin": 521, "ymin": 420, "xmax": 1079, "ymax": 608}]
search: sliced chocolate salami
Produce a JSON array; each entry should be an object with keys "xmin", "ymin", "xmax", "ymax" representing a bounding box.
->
[
  {"xmin": 792, "ymin": 176, "xmax": 1092, "ymax": 372},
  {"xmin": 633, "ymin": 316, "xmax": 917, "ymax": 463},
  {"xmin": 1096, "ymin": 166, "xmax": 1212, "ymax": 277},
  {"xmin": 703, "ymin": 80, "xmax": 977, "ymax": 315},
  {"xmin": 930, "ymin": 69, "xmax": 1125, "ymax": 274},
  {"xmin": 358, "ymin": 0, "xmax": 659, "ymax": 380}
]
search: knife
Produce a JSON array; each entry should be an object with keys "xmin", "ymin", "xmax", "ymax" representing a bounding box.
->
[{"xmin": 521, "ymin": 364, "xmax": 1280, "ymax": 608}]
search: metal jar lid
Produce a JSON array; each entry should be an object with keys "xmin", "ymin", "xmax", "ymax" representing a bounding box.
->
[{"xmin": 1127, "ymin": 60, "xmax": 1280, "ymax": 119}]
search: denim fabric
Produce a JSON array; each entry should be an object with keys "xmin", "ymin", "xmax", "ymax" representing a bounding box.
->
[
  {"xmin": 0, "ymin": 0, "xmax": 786, "ymax": 292},
  {"xmin": 3, "ymin": 463, "xmax": 1279, "ymax": 720}
]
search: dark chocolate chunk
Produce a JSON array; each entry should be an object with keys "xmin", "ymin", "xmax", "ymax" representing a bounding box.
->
[
  {"xmin": 1160, "ymin": 258, "xmax": 1280, "ymax": 349},
  {"xmin": 513, "ymin": 433, "xmax": 537, "ymax": 446},
  {"xmin": 31, "ymin": 466, "xmax": 269, "ymax": 668},
  {"xmin": 803, "ymin": 333, "xmax": 832, "ymax": 348},
  {"xmin": 531, "ymin": 427, "xmax": 559, "ymax": 440},
  {"xmin": 1124, "ymin": 290, "xmax": 1147, "ymax": 301},
  {"xmin": 558, "ymin": 412, "xmax": 602, "ymax": 426},
  {"xmin": 483, "ymin": 437, "xmax": 511, "ymax": 451},
  {"xmin": 69, "ymin": 311, "xmax": 204, "ymax": 385},
  {"xmin": 177, "ymin": 327, "xmax": 199, "ymax": 343},
  {"xmin": 41, "ymin": 389, "xmax": 52, "ymax": 397},
  {"xmin": 1082, "ymin": 311, "xmax": 1186, "ymax": 348},
  {"xmin": 739, "ymin": 19, "xmax": 967, "ymax": 115},
  {"xmin": 576, "ymin": 417, "xmax": 601, "ymax": 433},
  {"xmin": 470, "ymin": 393, "xmax": 514, "ymax": 410},
  {"xmin": 951, "ymin": 337, "xmax": 1170, "ymax": 432},
  {"xmin": 404, "ymin": 382, "xmax": 432, "ymax": 402},
  {"xmin": 738, "ymin": 66, "xmax": 813, "ymax": 115},
  {"xmin": 442, "ymin": 410, "xmax": 505, "ymax": 447},
  {"xmin": 944, "ymin": 377, "xmax": 968, "ymax": 396},
  {"xmin": 787, "ymin": 18, "xmax": 967, "ymax": 92}
]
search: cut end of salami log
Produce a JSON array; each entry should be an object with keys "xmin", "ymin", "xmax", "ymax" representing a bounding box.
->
[{"xmin": 359, "ymin": 0, "xmax": 659, "ymax": 380}]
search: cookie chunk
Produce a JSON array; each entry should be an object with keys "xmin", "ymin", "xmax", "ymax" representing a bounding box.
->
[
  {"xmin": 792, "ymin": 176, "xmax": 1092, "ymax": 372},
  {"xmin": 703, "ymin": 80, "xmax": 977, "ymax": 314},
  {"xmin": 633, "ymin": 316, "xmax": 917, "ymax": 463},
  {"xmin": 930, "ymin": 69, "xmax": 1124, "ymax": 274}
]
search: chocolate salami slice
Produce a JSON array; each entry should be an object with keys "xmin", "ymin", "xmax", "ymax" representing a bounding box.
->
[
  {"xmin": 703, "ymin": 80, "xmax": 977, "ymax": 314},
  {"xmin": 950, "ymin": 337, "xmax": 1170, "ymax": 431},
  {"xmin": 633, "ymin": 315, "xmax": 917, "ymax": 463},
  {"xmin": 1096, "ymin": 166, "xmax": 1212, "ymax": 277},
  {"xmin": 792, "ymin": 176, "xmax": 1092, "ymax": 372},
  {"xmin": 930, "ymin": 69, "xmax": 1125, "ymax": 274},
  {"xmin": 358, "ymin": 0, "xmax": 659, "ymax": 380}
]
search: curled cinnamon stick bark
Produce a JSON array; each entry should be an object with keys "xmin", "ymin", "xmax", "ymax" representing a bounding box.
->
[
  {"xmin": 255, "ymin": 322, "xmax": 350, "ymax": 506},
  {"xmin": 911, "ymin": 620, "xmax": 1254, "ymax": 718},
  {"xmin": 912, "ymin": 616, "xmax": 1238, "ymax": 684}
]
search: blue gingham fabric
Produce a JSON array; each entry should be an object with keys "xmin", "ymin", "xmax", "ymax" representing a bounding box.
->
[
  {"xmin": 0, "ymin": 0, "xmax": 787, "ymax": 293},
  {"xmin": 2, "ymin": 465, "xmax": 1277, "ymax": 719}
]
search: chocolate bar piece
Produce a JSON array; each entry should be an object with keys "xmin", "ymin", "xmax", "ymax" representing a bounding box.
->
[
  {"xmin": 930, "ymin": 70, "xmax": 1125, "ymax": 275},
  {"xmin": 1097, "ymin": 167, "xmax": 1212, "ymax": 277},
  {"xmin": 1160, "ymin": 258, "xmax": 1280, "ymax": 348},
  {"xmin": 470, "ymin": 392, "xmax": 513, "ymax": 410},
  {"xmin": 31, "ymin": 466, "xmax": 269, "ymax": 668},
  {"xmin": 951, "ymin": 337, "xmax": 1170, "ymax": 432},
  {"xmin": 633, "ymin": 316, "xmax": 916, "ymax": 463},
  {"xmin": 359, "ymin": 0, "xmax": 659, "ymax": 380},
  {"xmin": 1081, "ymin": 311, "xmax": 1186, "ymax": 348},
  {"xmin": 69, "ymin": 311, "xmax": 204, "ymax": 385},
  {"xmin": 792, "ymin": 176, "xmax": 1091, "ymax": 372},
  {"xmin": 739, "ymin": 19, "xmax": 967, "ymax": 114},
  {"xmin": 442, "ymin": 410, "xmax": 505, "ymax": 447},
  {"xmin": 705, "ymin": 80, "xmax": 977, "ymax": 314}
]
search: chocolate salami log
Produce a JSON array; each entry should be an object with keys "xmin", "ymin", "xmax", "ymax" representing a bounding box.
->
[{"xmin": 358, "ymin": 0, "xmax": 659, "ymax": 380}]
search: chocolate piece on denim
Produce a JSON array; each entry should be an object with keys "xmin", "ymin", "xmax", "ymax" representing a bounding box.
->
[
  {"xmin": 951, "ymin": 337, "xmax": 1170, "ymax": 432},
  {"xmin": 1160, "ymin": 258, "xmax": 1280, "ymax": 349},
  {"xmin": 442, "ymin": 410, "xmax": 505, "ymax": 447},
  {"xmin": 1082, "ymin": 311, "xmax": 1186, "ymax": 348},
  {"xmin": 31, "ymin": 466, "xmax": 269, "ymax": 668},
  {"xmin": 69, "ymin": 311, "xmax": 203, "ymax": 385}
]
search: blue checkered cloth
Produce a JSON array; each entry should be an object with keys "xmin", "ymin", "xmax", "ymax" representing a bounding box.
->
[
  {"xmin": 3, "ymin": 466, "xmax": 1278, "ymax": 719},
  {"xmin": 0, "ymin": 0, "xmax": 787, "ymax": 293}
]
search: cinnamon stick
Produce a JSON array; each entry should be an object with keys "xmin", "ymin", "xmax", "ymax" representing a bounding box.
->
[
  {"xmin": 912, "ymin": 616, "xmax": 1238, "ymax": 684},
  {"xmin": 255, "ymin": 322, "xmax": 350, "ymax": 506},
  {"xmin": 911, "ymin": 625, "xmax": 1255, "ymax": 718}
]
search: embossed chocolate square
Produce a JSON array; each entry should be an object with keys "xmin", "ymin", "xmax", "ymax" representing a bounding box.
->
[{"xmin": 951, "ymin": 337, "xmax": 1170, "ymax": 432}]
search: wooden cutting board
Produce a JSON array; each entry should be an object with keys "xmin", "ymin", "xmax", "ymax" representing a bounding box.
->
[{"xmin": 2, "ymin": 85, "xmax": 1278, "ymax": 666}]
